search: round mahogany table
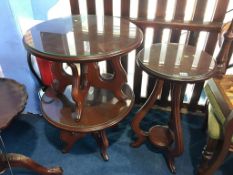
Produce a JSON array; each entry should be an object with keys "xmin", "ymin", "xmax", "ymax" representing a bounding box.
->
[
  {"xmin": 0, "ymin": 78, "xmax": 62, "ymax": 175},
  {"xmin": 23, "ymin": 15, "xmax": 143, "ymax": 160},
  {"xmin": 131, "ymin": 43, "xmax": 216, "ymax": 173}
]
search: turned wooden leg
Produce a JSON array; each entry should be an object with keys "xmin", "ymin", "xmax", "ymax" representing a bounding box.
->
[
  {"xmin": 166, "ymin": 83, "xmax": 184, "ymax": 174},
  {"xmin": 0, "ymin": 153, "xmax": 63, "ymax": 175},
  {"xmin": 93, "ymin": 130, "xmax": 109, "ymax": 161},
  {"xmin": 197, "ymin": 137, "xmax": 219, "ymax": 175},
  {"xmin": 198, "ymin": 124, "xmax": 232, "ymax": 175},
  {"xmin": 60, "ymin": 130, "xmax": 86, "ymax": 153},
  {"xmin": 131, "ymin": 80, "xmax": 164, "ymax": 147}
]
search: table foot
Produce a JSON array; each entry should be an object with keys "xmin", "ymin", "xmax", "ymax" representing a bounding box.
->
[
  {"xmin": 60, "ymin": 130, "xmax": 86, "ymax": 153},
  {"xmin": 93, "ymin": 130, "xmax": 109, "ymax": 161},
  {"xmin": 165, "ymin": 153, "xmax": 176, "ymax": 174},
  {"xmin": 0, "ymin": 153, "xmax": 63, "ymax": 175},
  {"xmin": 101, "ymin": 152, "xmax": 109, "ymax": 161}
]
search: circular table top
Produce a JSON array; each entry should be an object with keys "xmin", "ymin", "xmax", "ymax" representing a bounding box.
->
[
  {"xmin": 23, "ymin": 15, "xmax": 143, "ymax": 63},
  {"xmin": 137, "ymin": 43, "xmax": 216, "ymax": 83},
  {"xmin": 0, "ymin": 78, "xmax": 27, "ymax": 130}
]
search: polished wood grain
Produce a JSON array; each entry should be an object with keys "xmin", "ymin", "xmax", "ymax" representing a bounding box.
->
[
  {"xmin": 0, "ymin": 78, "xmax": 63, "ymax": 175},
  {"xmin": 41, "ymin": 85, "xmax": 134, "ymax": 132},
  {"xmin": 131, "ymin": 43, "xmax": 216, "ymax": 173},
  {"xmin": 23, "ymin": 15, "xmax": 143, "ymax": 63},
  {"xmin": 67, "ymin": 0, "xmax": 230, "ymax": 109},
  {"xmin": 23, "ymin": 15, "xmax": 142, "ymax": 160},
  {"xmin": 41, "ymin": 84, "xmax": 134, "ymax": 160},
  {"xmin": 137, "ymin": 44, "xmax": 216, "ymax": 82},
  {"xmin": 0, "ymin": 79, "xmax": 27, "ymax": 129}
]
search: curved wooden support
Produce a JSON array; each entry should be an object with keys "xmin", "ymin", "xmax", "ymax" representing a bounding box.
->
[
  {"xmin": 131, "ymin": 80, "xmax": 164, "ymax": 147},
  {"xmin": 0, "ymin": 153, "xmax": 63, "ymax": 175},
  {"xmin": 169, "ymin": 83, "xmax": 184, "ymax": 157},
  {"xmin": 60, "ymin": 130, "xmax": 86, "ymax": 153},
  {"xmin": 69, "ymin": 63, "xmax": 90, "ymax": 120},
  {"xmin": 198, "ymin": 119, "xmax": 233, "ymax": 175},
  {"xmin": 197, "ymin": 138, "xmax": 219, "ymax": 175},
  {"xmin": 93, "ymin": 130, "xmax": 109, "ymax": 161},
  {"xmin": 86, "ymin": 57, "xmax": 128, "ymax": 100},
  {"xmin": 51, "ymin": 63, "xmax": 72, "ymax": 94}
]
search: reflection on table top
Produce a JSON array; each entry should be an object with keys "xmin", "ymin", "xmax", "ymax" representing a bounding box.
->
[
  {"xmin": 23, "ymin": 15, "xmax": 143, "ymax": 62},
  {"xmin": 137, "ymin": 43, "xmax": 216, "ymax": 82}
]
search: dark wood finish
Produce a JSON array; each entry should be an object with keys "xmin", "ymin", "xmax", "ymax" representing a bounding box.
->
[
  {"xmin": 131, "ymin": 43, "xmax": 217, "ymax": 173},
  {"xmin": 129, "ymin": 19, "xmax": 222, "ymax": 33},
  {"xmin": 137, "ymin": 44, "xmax": 216, "ymax": 82},
  {"xmin": 41, "ymin": 85, "xmax": 134, "ymax": 132},
  {"xmin": 61, "ymin": 0, "xmax": 230, "ymax": 108},
  {"xmin": 148, "ymin": 126, "xmax": 174, "ymax": 148},
  {"xmin": 129, "ymin": 15, "xmax": 222, "ymax": 106},
  {"xmin": 103, "ymin": 0, "xmax": 113, "ymax": 16},
  {"xmin": 0, "ymin": 78, "xmax": 63, "ymax": 175},
  {"xmin": 133, "ymin": 27, "xmax": 146, "ymax": 104},
  {"xmin": 169, "ymin": 0, "xmax": 187, "ymax": 106},
  {"xmin": 23, "ymin": 15, "xmax": 142, "ymax": 159},
  {"xmin": 92, "ymin": 130, "xmax": 109, "ymax": 160},
  {"xmin": 0, "ymin": 153, "xmax": 62, "ymax": 175},
  {"xmin": 198, "ymin": 76, "xmax": 233, "ymax": 175},
  {"xmin": 41, "ymin": 85, "xmax": 134, "ymax": 159},
  {"xmin": 23, "ymin": 16, "xmax": 143, "ymax": 63},
  {"xmin": 189, "ymin": 0, "xmax": 229, "ymax": 110},
  {"xmin": 138, "ymin": 0, "xmax": 148, "ymax": 18},
  {"xmin": 121, "ymin": 0, "xmax": 130, "ymax": 17},
  {"xmin": 0, "ymin": 79, "xmax": 27, "ymax": 129},
  {"xmin": 69, "ymin": 0, "xmax": 80, "ymax": 15},
  {"xmin": 188, "ymin": 0, "xmax": 208, "ymax": 46},
  {"xmin": 131, "ymin": 79, "xmax": 164, "ymax": 147},
  {"xmin": 86, "ymin": 0, "xmax": 96, "ymax": 14}
]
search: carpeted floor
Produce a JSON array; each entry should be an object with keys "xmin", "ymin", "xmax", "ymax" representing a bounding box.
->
[{"xmin": 1, "ymin": 108, "xmax": 233, "ymax": 175}]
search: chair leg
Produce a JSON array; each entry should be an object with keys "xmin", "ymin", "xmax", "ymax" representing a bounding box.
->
[
  {"xmin": 197, "ymin": 137, "xmax": 218, "ymax": 175},
  {"xmin": 198, "ymin": 136, "xmax": 231, "ymax": 175},
  {"xmin": 202, "ymin": 102, "xmax": 208, "ymax": 132}
]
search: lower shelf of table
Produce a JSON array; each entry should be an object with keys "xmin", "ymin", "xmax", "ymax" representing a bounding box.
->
[
  {"xmin": 148, "ymin": 125, "xmax": 174, "ymax": 148},
  {"xmin": 41, "ymin": 84, "xmax": 134, "ymax": 132}
]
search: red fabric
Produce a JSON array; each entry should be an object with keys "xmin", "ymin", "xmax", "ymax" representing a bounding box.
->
[{"xmin": 36, "ymin": 57, "xmax": 53, "ymax": 86}]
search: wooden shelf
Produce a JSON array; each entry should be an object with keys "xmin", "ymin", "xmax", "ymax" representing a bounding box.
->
[{"xmin": 41, "ymin": 84, "xmax": 134, "ymax": 132}]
